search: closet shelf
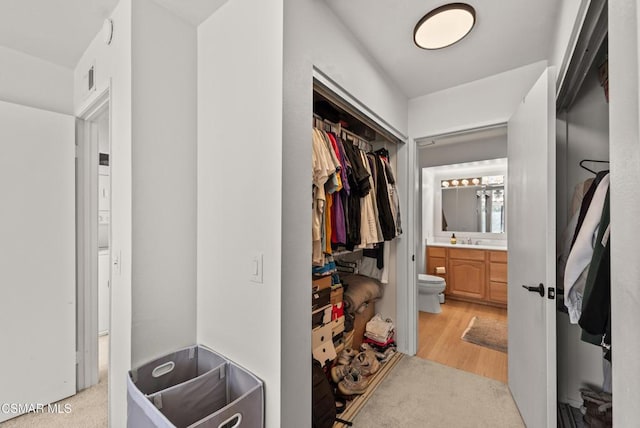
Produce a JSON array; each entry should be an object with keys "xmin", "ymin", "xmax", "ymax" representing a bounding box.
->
[{"xmin": 331, "ymin": 248, "xmax": 363, "ymax": 257}]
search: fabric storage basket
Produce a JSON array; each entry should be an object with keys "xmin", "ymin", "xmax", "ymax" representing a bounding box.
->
[
  {"xmin": 127, "ymin": 345, "xmax": 264, "ymax": 428},
  {"xmin": 131, "ymin": 345, "xmax": 227, "ymax": 396}
]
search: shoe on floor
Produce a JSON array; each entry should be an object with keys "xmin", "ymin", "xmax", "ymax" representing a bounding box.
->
[
  {"xmin": 338, "ymin": 369, "xmax": 369, "ymax": 396},
  {"xmin": 331, "ymin": 364, "xmax": 353, "ymax": 383},
  {"xmin": 350, "ymin": 350, "xmax": 380, "ymax": 377},
  {"xmin": 337, "ymin": 347, "xmax": 356, "ymax": 366}
]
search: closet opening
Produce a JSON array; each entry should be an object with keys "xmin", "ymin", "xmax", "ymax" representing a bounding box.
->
[
  {"xmin": 556, "ymin": 0, "xmax": 611, "ymax": 424},
  {"xmin": 311, "ymin": 77, "xmax": 405, "ymax": 423}
]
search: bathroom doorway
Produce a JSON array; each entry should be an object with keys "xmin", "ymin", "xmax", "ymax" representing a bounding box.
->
[{"xmin": 415, "ymin": 126, "xmax": 509, "ymax": 383}]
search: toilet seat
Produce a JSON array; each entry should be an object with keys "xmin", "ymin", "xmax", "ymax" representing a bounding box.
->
[{"xmin": 418, "ymin": 274, "xmax": 445, "ymax": 285}]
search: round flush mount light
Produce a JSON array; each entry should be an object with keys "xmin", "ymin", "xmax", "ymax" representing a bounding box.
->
[{"xmin": 414, "ymin": 3, "xmax": 476, "ymax": 50}]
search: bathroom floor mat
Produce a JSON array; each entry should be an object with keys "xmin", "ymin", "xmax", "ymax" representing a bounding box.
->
[{"xmin": 461, "ymin": 316, "xmax": 508, "ymax": 353}]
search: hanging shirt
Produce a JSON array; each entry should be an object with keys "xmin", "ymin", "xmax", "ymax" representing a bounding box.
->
[{"xmin": 564, "ymin": 173, "xmax": 610, "ymax": 323}]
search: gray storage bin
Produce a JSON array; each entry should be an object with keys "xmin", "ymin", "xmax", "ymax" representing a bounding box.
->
[
  {"xmin": 127, "ymin": 345, "xmax": 264, "ymax": 428},
  {"xmin": 131, "ymin": 346, "xmax": 227, "ymax": 396}
]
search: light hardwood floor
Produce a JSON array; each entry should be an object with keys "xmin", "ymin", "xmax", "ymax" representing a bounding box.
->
[{"xmin": 417, "ymin": 299, "xmax": 508, "ymax": 383}]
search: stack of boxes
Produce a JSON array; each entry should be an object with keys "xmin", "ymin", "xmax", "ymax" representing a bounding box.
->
[{"xmin": 312, "ymin": 275, "xmax": 351, "ymax": 367}]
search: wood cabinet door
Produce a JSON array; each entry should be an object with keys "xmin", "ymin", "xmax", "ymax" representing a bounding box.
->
[{"xmin": 448, "ymin": 259, "xmax": 486, "ymax": 299}]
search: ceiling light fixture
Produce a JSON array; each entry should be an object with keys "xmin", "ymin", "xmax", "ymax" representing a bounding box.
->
[{"xmin": 414, "ymin": 3, "xmax": 476, "ymax": 50}]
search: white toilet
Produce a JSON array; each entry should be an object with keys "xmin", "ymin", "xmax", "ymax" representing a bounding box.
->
[{"xmin": 417, "ymin": 274, "xmax": 446, "ymax": 314}]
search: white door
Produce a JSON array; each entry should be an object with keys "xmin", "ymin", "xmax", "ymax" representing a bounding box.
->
[
  {"xmin": 507, "ymin": 68, "xmax": 557, "ymax": 427},
  {"xmin": 0, "ymin": 101, "xmax": 76, "ymax": 422}
]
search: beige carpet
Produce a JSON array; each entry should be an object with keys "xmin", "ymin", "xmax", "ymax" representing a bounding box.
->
[
  {"xmin": 461, "ymin": 316, "xmax": 508, "ymax": 353},
  {"xmin": 352, "ymin": 355, "xmax": 524, "ymax": 427},
  {"xmin": 2, "ymin": 335, "xmax": 108, "ymax": 428}
]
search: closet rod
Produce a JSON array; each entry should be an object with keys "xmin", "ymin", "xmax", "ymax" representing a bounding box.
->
[
  {"xmin": 340, "ymin": 128, "xmax": 372, "ymax": 151},
  {"xmin": 313, "ymin": 116, "xmax": 373, "ymax": 152},
  {"xmin": 579, "ymin": 159, "xmax": 610, "ymax": 174}
]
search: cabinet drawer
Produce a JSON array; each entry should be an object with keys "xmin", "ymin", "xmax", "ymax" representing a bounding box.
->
[
  {"xmin": 427, "ymin": 246, "xmax": 446, "ymax": 258},
  {"xmin": 449, "ymin": 248, "xmax": 485, "ymax": 261},
  {"xmin": 490, "ymin": 251, "xmax": 507, "ymax": 263},
  {"xmin": 490, "ymin": 262, "xmax": 507, "ymax": 283},
  {"xmin": 489, "ymin": 281, "xmax": 508, "ymax": 304}
]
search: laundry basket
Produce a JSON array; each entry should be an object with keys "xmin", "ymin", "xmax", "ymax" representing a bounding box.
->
[{"xmin": 127, "ymin": 345, "xmax": 264, "ymax": 428}]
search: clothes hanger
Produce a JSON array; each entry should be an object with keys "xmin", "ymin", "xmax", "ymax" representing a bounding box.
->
[
  {"xmin": 375, "ymin": 147, "xmax": 389, "ymax": 158},
  {"xmin": 579, "ymin": 159, "xmax": 610, "ymax": 174}
]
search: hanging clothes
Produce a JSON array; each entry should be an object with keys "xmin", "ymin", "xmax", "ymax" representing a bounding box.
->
[
  {"xmin": 311, "ymin": 124, "xmax": 402, "ymax": 265},
  {"xmin": 564, "ymin": 173, "xmax": 610, "ymax": 323},
  {"xmin": 579, "ymin": 190, "xmax": 611, "ymax": 360},
  {"xmin": 381, "ymin": 156, "xmax": 402, "ymax": 237},
  {"xmin": 370, "ymin": 153, "xmax": 396, "ymax": 241}
]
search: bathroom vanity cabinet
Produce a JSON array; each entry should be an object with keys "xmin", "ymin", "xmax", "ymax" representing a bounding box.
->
[{"xmin": 426, "ymin": 245, "xmax": 507, "ymax": 308}]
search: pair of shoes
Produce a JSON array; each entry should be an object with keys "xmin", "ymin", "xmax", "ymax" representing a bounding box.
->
[
  {"xmin": 350, "ymin": 350, "xmax": 380, "ymax": 377},
  {"xmin": 337, "ymin": 368, "xmax": 369, "ymax": 396},
  {"xmin": 337, "ymin": 347, "xmax": 356, "ymax": 366},
  {"xmin": 378, "ymin": 348, "xmax": 396, "ymax": 363},
  {"xmin": 331, "ymin": 350, "xmax": 380, "ymax": 383}
]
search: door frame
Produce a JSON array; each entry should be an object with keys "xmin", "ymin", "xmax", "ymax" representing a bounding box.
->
[
  {"xmin": 408, "ymin": 121, "xmax": 508, "ymax": 355},
  {"xmin": 76, "ymin": 87, "xmax": 110, "ymax": 391}
]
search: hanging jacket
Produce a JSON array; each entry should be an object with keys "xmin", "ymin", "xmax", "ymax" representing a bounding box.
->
[
  {"xmin": 564, "ymin": 173, "xmax": 610, "ymax": 323},
  {"xmin": 370, "ymin": 154, "xmax": 396, "ymax": 241},
  {"xmin": 579, "ymin": 190, "xmax": 611, "ymax": 359}
]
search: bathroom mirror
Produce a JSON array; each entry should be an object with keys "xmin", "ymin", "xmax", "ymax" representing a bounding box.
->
[{"xmin": 441, "ymin": 175, "xmax": 505, "ymax": 233}]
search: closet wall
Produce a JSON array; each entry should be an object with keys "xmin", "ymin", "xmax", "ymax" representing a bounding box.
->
[{"xmin": 556, "ymin": 62, "xmax": 609, "ymax": 406}]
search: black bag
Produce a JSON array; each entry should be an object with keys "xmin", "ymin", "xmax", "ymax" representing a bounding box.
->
[{"xmin": 312, "ymin": 359, "xmax": 336, "ymax": 428}]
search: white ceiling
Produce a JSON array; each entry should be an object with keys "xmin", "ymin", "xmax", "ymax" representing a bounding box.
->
[
  {"xmin": 0, "ymin": 0, "xmax": 227, "ymax": 70},
  {"xmin": 1, "ymin": 0, "xmax": 559, "ymax": 96},
  {"xmin": 323, "ymin": 0, "xmax": 561, "ymax": 98},
  {"xmin": 0, "ymin": 0, "xmax": 119, "ymax": 69}
]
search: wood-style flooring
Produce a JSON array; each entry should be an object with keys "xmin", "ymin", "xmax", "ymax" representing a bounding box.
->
[{"xmin": 417, "ymin": 299, "xmax": 508, "ymax": 383}]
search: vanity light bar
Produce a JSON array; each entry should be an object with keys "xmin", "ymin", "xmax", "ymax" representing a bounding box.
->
[{"xmin": 441, "ymin": 177, "xmax": 481, "ymax": 187}]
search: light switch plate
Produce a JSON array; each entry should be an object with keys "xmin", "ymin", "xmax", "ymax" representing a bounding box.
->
[{"xmin": 250, "ymin": 253, "xmax": 263, "ymax": 283}]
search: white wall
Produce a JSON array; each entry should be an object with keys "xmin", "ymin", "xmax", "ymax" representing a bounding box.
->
[
  {"xmin": 74, "ymin": 1, "xmax": 132, "ymax": 426},
  {"xmin": 197, "ymin": 1, "xmax": 284, "ymax": 426},
  {"xmin": 409, "ymin": 60, "xmax": 547, "ymax": 139},
  {"xmin": 0, "ymin": 100, "xmax": 76, "ymax": 423},
  {"xmin": 130, "ymin": 0, "xmax": 197, "ymax": 368},
  {"xmin": 418, "ymin": 134, "xmax": 507, "ymax": 168},
  {"xmin": 0, "ymin": 46, "xmax": 73, "ymax": 114},
  {"xmin": 310, "ymin": 1, "xmax": 408, "ymax": 137},
  {"xmin": 609, "ymin": 0, "xmax": 640, "ymax": 424}
]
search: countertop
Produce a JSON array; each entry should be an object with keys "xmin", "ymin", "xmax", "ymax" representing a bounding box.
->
[{"xmin": 428, "ymin": 242, "xmax": 508, "ymax": 251}]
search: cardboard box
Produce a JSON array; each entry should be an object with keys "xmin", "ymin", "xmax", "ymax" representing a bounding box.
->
[
  {"xmin": 312, "ymin": 275, "xmax": 332, "ymax": 292},
  {"xmin": 330, "ymin": 285, "xmax": 343, "ymax": 305}
]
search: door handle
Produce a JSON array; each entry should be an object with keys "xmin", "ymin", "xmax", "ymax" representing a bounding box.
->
[{"xmin": 522, "ymin": 283, "xmax": 545, "ymax": 297}]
